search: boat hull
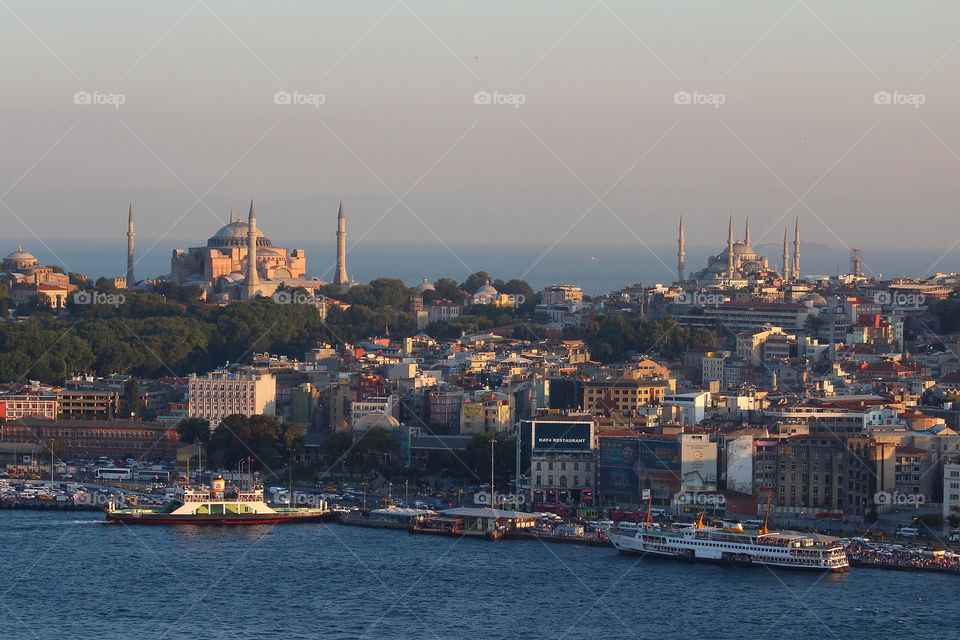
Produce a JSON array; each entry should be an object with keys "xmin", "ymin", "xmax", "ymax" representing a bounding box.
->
[
  {"xmin": 609, "ymin": 534, "xmax": 848, "ymax": 572},
  {"xmin": 105, "ymin": 511, "xmax": 330, "ymax": 525}
]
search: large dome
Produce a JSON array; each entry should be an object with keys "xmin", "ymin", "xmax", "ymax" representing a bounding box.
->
[
  {"xmin": 3, "ymin": 245, "xmax": 37, "ymax": 269},
  {"xmin": 207, "ymin": 221, "xmax": 272, "ymax": 248},
  {"xmin": 6, "ymin": 247, "xmax": 36, "ymax": 261},
  {"xmin": 353, "ymin": 411, "xmax": 400, "ymax": 431},
  {"xmin": 415, "ymin": 277, "xmax": 435, "ymax": 293},
  {"xmin": 476, "ymin": 281, "xmax": 498, "ymax": 296}
]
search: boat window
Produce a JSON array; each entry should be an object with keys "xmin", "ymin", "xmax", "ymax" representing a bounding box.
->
[{"xmin": 195, "ymin": 504, "xmax": 210, "ymax": 514}]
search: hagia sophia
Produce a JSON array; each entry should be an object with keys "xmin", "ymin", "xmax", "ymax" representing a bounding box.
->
[
  {"xmin": 167, "ymin": 200, "xmax": 352, "ymax": 302},
  {"xmin": 1, "ymin": 199, "xmax": 353, "ymax": 308}
]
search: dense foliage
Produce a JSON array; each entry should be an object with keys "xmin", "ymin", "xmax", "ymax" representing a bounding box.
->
[{"xmin": 571, "ymin": 315, "xmax": 719, "ymax": 363}]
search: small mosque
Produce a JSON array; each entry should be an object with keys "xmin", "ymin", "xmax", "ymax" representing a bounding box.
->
[{"xmin": 0, "ymin": 245, "xmax": 75, "ymax": 308}]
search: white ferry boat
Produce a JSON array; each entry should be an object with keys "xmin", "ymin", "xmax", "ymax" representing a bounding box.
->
[
  {"xmin": 105, "ymin": 476, "xmax": 329, "ymax": 525},
  {"xmin": 609, "ymin": 516, "xmax": 848, "ymax": 571}
]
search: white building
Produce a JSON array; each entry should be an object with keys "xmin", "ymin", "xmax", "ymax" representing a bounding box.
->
[
  {"xmin": 663, "ymin": 391, "xmax": 711, "ymax": 425},
  {"xmin": 943, "ymin": 461, "xmax": 960, "ymax": 522},
  {"xmin": 187, "ymin": 369, "xmax": 276, "ymax": 427},
  {"xmin": 540, "ymin": 284, "xmax": 583, "ymax": 306}
]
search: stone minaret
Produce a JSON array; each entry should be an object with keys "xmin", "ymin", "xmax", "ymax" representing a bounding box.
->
[
  {"xmin": 782, "ymin": 228, "xmax": 790, "ymax": 282},
  {"xmin": 126, "ymin": 203, "xmax": 135, "ymax": 284},
  {"xmin": 792, "ymin": 215, "xmax": 801, "ymax": 281},
  {"xmin": 744, "ymin": 214, "xmax": 751, "ymax": 247},
  {"xmin": 245, "ymin": 200, "xmax": 260, "ymax": 299},
  {"xmin": 726, "ymin": 214, "xmax": 735, "ymax": 280},
  {"xmin": 677, "ymin": 214, "xmax": 686, "ymax": 283},
  {"xmin": 333, "ymin": 201, "xmax": 348, "ymax": 287}
]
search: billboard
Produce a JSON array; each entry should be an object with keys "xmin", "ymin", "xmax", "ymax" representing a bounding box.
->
[
  {"xmin": 517, "ymin": 419, "xmax": 594, "ymax": 481},
  {"xmin": 532, "ymin": 421, "xmax": 593, "ymax": 452},
  {"xmin": 725, "ymin": 435, "xmax": 754, "ymax": 494},
  {"xmin": 680, "ymin": 433, "xmax": 718, "ymax": 491},
  {"xmin": 598, "ymin": 436, "xmax": 681, "ymax": 503}
]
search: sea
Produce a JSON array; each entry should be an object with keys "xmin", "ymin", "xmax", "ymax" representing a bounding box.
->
[
  {"xmin": 0, "ymin": 510, "xmax": 952, "ymax": 640},
  {"xmin": 14, "ymin": 238, "xmax": 960, "ymax": 295}
]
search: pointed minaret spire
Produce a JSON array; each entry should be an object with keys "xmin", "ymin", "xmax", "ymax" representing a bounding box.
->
[
  {"xmin": 727, "ymin": 214, "xmax": 735, "ymax": 280},
  {"xmin": 245, "ymin": 199, "xmax": 260, "ymax": 298},
  {"xmin": 126, "ymin": 203, "xmax": 135, "ymax": 284},
  {"xmin": 744, "ymin": 214, "xmax": 751, "ymax": 246},
  {"xmin": 793, "ymin": 215, "xmax": 801, "ymax": 281},
  {"xmin": 782, "ymin": 228, "xmax": 790, "ymax": 282},
  {"xmin": 333, "ymin": 201, "xmax": 349, "ymax": 288},
  {"xmin": 677, "ymin": 214, "xmax": 686, "ymax": 283}
]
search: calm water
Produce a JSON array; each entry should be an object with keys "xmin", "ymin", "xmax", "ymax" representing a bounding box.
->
[{"xmin": 0, "ymin": 511, "xmax": 952, "ymax": 640}]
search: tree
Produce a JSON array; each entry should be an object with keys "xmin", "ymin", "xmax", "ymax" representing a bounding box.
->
[
  {"xmin": 206, "ymin": 414, "xmax": 302, "ymax": 473},
  {"xmin": 462, "ymin": 272, "xmax": 491, "ymax": 293},
  {"xmin": 177, "ymin": 417, "xmax": 211, "ymax": 445},
  {"xmin": 319, "ymin": 431, "xmax": 354, "ymax": 471},
  {"xmin": 462, "ymin": 432, "xmax": 515, "ymax": 482},
  {"xmin": 40, "ymin": 438, "xmax": 67, "ymax": 464},
  {"xmin": 121, "ymin": 377, "xmax": 142, "ymax": 418},
  {"xmin": 432, "ymin": 278, "xmax": 461, "ymax": 302}
]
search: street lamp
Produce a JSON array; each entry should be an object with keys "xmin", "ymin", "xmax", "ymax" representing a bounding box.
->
[{"xmin": 490, "ymin": 437, "xmax": 497, "ymax": 509}]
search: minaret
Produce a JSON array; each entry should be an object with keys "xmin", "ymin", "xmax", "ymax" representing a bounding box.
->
[
  {"xmin": 792, "ymin": 215, "xmax": 801, "ymax": 281},
  {"xmin": 782, "ymin": 228, "xmax": 790, "ymax": 282},
  {"xmin": 744, "ymin": 215, "xmax": 751, "ymax": 246},
  {"xmin": 677, "ymin": 214, "xmax": 686, "ymax": 283},
  {"xmin": 333, "ymin": 201, "xmax": 348, "ymax": 287},
  {"xmin": 726, "ymin": 214, "xmax": 735, "ymax": 280},
  {"xmin": 126, "ymin": 203, "xmax": 135, "ymax": 284},
  {"xmin": 245, "ymin": 200, "xmax": 260, "ymax": 299}
]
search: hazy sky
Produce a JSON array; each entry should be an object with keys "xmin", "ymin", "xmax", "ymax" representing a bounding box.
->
[{"xmin": 2, "ymin": 1, "xmax": 959, "ymax": 278}]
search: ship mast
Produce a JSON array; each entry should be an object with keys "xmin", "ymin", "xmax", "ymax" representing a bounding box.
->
[{"xmin": 759, "ymin": 492, "xmax": 773, "ymax": 535}]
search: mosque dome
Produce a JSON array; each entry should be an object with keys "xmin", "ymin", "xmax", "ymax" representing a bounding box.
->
[
  {"xmin": 415, "ymin": 277, "xmax": 435, "ymax": 293},
  {"xmin": 353, "ymin": 411, "xmax": 400, "ymax": 431},
  {"xmin": 207, "ymin": 221, "xmax": 272, "ymax": 248},
  {"xmin": 3, "ymin": 245, "xmax": 38, "ymax": 269},
  {"xmin": 801, "ymin": 292, "xmax": 828, "ymax": 307},
  {"xmin": 6, "ymin": 247, "xmax": 36, "ymax": 261},
  {"xmin": 476, "ymin": 281, "xmax": 498, "ymax": 296}
]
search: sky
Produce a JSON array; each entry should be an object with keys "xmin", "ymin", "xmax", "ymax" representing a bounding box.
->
[{"xmin": 2, "ymin": 1, "xmax": 959, "ymax": 281}]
